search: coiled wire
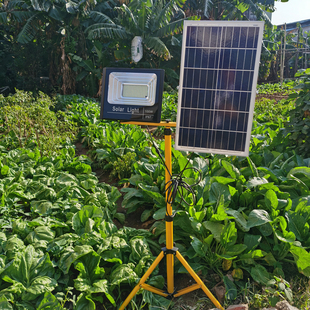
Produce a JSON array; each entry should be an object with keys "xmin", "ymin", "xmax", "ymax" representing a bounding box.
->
[{"xmin": 147, "ymin": 126, "xmax": 201, "ymax": 217}]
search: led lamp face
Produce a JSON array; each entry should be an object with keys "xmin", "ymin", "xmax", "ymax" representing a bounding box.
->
[
  {"xmin": 107, "ymin": 72, "xmax": 156, "ymax": 106},
  {"xmin": 100, "ymin": 68, "xmax": 164, "ymax": 122},
  {"xmin": 122, "ymin": 84, "xmax": 148, "ymax": 98}
]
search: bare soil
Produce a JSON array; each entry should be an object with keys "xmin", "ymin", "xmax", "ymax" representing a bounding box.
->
[{"xmin": 256, "ymin": 93, "xmax": 289, "ymax": 101}]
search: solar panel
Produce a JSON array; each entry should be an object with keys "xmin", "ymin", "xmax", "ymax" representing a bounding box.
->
[{"xmin": 175, "ymin": 21, "xmax": 264, "ymax": 156}]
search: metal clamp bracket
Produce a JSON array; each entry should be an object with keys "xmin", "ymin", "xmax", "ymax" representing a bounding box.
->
[
  {"xmin": 162, "ymin": 247, "xmax": 178, "ymax": 255},
  {"xmin": 165, "ymin": 214, "xmax": 174, "ymax": 222}
]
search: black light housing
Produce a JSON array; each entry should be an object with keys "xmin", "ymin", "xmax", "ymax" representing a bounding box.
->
[{"xmin": 100, "ymin": 67, "xmax": 165, "ymax": 123}]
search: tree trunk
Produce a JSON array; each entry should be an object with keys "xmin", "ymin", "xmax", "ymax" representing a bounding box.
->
[{"xmin": 294, "ymin": 28, "xmax": 300, "ymax": 75}]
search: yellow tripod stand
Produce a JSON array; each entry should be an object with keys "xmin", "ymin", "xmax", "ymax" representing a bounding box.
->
[{"xmin": 119, "ymin": 121, "xmax": 224, "ymax": 310}]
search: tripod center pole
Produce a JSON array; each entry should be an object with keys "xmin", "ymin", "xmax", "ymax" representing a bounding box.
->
[{"xmin": 164, "ymin": 127, "xmax": 174, "ymax": 294}]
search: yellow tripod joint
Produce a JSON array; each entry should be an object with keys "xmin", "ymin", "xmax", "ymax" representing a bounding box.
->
[{"xmin": 162, "ymin": 246, "xmax": 178, "ymax": 256}]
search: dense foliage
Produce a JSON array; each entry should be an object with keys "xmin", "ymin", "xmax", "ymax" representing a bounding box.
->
[
  {"xmin": 0, "ymin": 90, "xmax": 78, "ymax": 154},
  {"xmin": 1, "ymin": 0, "xmax": 297, "ymax": 96},
  {"xmin": 284, "ymin": 69, "xmax": 310, "ymax": 156}
]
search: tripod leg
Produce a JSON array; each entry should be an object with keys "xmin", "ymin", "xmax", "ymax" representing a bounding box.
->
[
  {"xmin": 175, "ymin": 251, "xmax": 224, "ymax": 310},
  {"xmin": 119, "ymin": 251, "xmax": 165, "ymax": 310}
]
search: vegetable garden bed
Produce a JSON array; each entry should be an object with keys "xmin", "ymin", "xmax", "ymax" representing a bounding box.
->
[{"xmin": 1, "ymin": 74, "xmax": 310, "ymax": 309}]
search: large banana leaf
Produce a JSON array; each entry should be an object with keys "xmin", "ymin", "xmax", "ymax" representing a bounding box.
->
[
  {"xmin": 86, "ymin": 23, "xmax": 129, "ymax": 40},
  {"xmin": 144, "ymin": 36, "xmax": 170, "ymax": 58},
  {"xmin": 17, "ymin": 12, "xmax": 40, "ymax": 44}
]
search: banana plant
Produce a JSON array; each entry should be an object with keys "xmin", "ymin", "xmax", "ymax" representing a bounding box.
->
[{"xmin": 86, "ymin": 0, "xmax": 187, "ymax": 61}]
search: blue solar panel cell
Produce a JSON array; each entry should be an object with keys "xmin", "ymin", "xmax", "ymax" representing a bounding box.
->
[{"xmin": 176, "ymin": 21, "xmax": 264, "ymax": 156}]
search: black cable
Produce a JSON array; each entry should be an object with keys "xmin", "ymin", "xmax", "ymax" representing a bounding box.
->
[{"xmin": 146, "ymin": 126, "xmax": 202, "ymax": 217}]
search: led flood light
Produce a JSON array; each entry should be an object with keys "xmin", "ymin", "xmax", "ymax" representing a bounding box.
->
[
  {"xmin": 175, "ymin": 20, "xmax": 264, "ymax": 156},
  {"xmin": 100, "ymin": 68, "xmax": 164, "ymax": 122}
]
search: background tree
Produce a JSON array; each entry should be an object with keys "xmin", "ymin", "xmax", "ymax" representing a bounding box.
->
[
  {"xmin": 84, "ymin": 0, "xmax": 187, "ymax": 88},
  {"xmin": 0, "ymin": 0, "xmax": 116, "ymax": 95},
  {"xmin": 0, "ymin": 0, "xmax": 293, "ymax": 96},
  {"xmin": 183, "ymin": 0, "xmax": 275, "ymax": 25}
]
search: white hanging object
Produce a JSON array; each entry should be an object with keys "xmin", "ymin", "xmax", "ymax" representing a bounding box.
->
[{"xmin": 131, "ymin": 36, "xmax": 143, "ymax": 63}]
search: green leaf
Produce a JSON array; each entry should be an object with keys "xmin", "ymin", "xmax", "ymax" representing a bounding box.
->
[
  {"xmin": 247, "ymin": 210, "xmax": 271, "ymax": 229},
  {"xmin": 264, "ymin": 252, "xmax": 277, "ymax": 266},
  {"xmin": 114, "ymin": 213, "xmax": 125, "ymax": 224},
  {"xmin": 265, "ymin": 189, "xmax": 278, "ymax": 210},
  {"xmin": 225, "ymin": 244, "xmax": 247, "ymax": 256},
  {"xmin": 12, "ymin": 220, "xmax": 31, "ymax": 239},
  {"xmin": 4, "ymin": 235, "xmax": 26, "ymax": 260},
  {"xmin": 191, "ymin": 237, "xmax": 206, "ymax": 257},
  {"xmin": 147, "ymin": 275, "xmax": 165, "ymax": 289},
  {"xmin": 244, "ymin": 234, "xmax": 262, "ymax": 251},
  {"xmin": 2, "ymin": 245, "xmax": 56, "ymax": 301},
  {"xmin": 75, "ymin": 293, "xmax": 95, "ymax": 310},
  {"xmin": 0, "ymin": 295, "xmax": 13, "ymax": 309},
  {"xmin": 30, "ymin": 201, "xmax": 53, "ymax": 216},
  {"xmin": 193, "ymin": 157, "xmax": 208, "ymax": 175},
  {"xmin": 72, "ymin": 205, "xmax": 104, "ymax": 235},
  {"xmin": 128, "ymin": 174, "xmax": 143, "ymax": 186},
  {"xmin": 226, "ymin": 209, "xmax": 248, "ymax": 232},
  {"xmin": 203, "ymin": 221, "xmax": 224, "ymax": 242},
  {"xmin": 129, "ymin": 237, "xmax": 152, "ymax": 263},
  {"xmin": 259, "ymin": 222, "xmax": 273, "ymax": 236},
  {"xmin": 144, "ymin": 36, "xmax": 170, "ymax": 58},
  {"xmin": 211, "ymin": 195, "xmax": 231, "ymax": 222},
  {"xmin": 101, "ymin": 248, "xmax": 122, "ymax": 264},
  {"xmin": 222, "ymin": 161, "xmax": 240, "ymax": 179},
  {"xmin": 212, "ymin": 176, "xmax": 235, "ymax": 184},
  {"xmin": 221, "ymin": 222, "xmax": 237, "ymax": 248},
  {"xmin": 274, "ymin": 230, "xmax": 295, "ymax": 243},
  {"xmin": 141, "ymin": 209, "xmax": 153, "ymax": 222},
  {"xmin": 288, "ymin": 167, "xmax": 310, "ymax": 179},
  {"xmin": 37, "ymin": 292, "xmax": 62, "ymax": 310},
  {"xmin": 138, "ymin": 184, "xmax": 165, "ymax": 205},
  {"xmin": 257, "ymin": 167, "xmax": 279, "ymax": 184},
  {"xmin": 109, "ymin": 187, "xmax": 122, "ymax": 204},
  {"xmin": 73, "ymin": 251, "xmax": 115, "ymax": 304},
  {"xmin": 1, "ymin": 165, "xmax": 10, "ymax": 176},
  {"xmin": 46, "ymin": 233, "xmax": 79, "ymax": 255},
  {"xmin": 246, "ymin": 177, "xmax": 268, "ymax": 189},
  {"xmin": 74, "ymin": 251, "xmax": 103, "ymax": 289},
  {"xmin": 29, "ymin": 226, "xmax": 55, "ymax": 242},
  {"xmin": 123, "ymin": 198, "xmax": 144, "ymax": 213},
  {"xmin": 209, "ymin": 183, "xmax": 231, "ymax": 204},
  {"xmin": 286, "ymin": 201, "xmax": 310, "ymax": 241},
  {"xmin": 194, "ymin": 209, "xmax": 207, "ymax": 222},
  {"xmin": 290, "ymin": 245, "xmax": 310, "ymax": 276},
  {"xmin": 153, "ymin": 207, "xmax": 166, "ymax": 220},
  {"xmin": 250, "ymin": 265, "xmax": 270, "ymax": 285},
  {"xmin": 247, "ymin": 157, "xmax": 259, "ymax": 177},
  {"xmin": 23, "ymin": 276, "xmax": 57, "ymax": 301},
  {"xmin": 122, "ymin": 187, "xmax": 144, "ymax": 203},
  {"xmin": 110, "ymin": 264, "xmax": 138, "ymax": 286},
  {"xmin": 178, "ymin": 263, "xmax": 204, "ymax": 274},
  {"xmin": 223, "ymin": 276, "xmax": 237, "ymax": 300},
  {"xmin": 59, "ymin": 245, "xmax": 93, "ymax": 274},
  {"xmin": 79, "ymin": 176, "xmax": 98, "ymax": 190},
  {"xmin": 143, "ymin": 290, "xmax": 173, "ymax": 310},
  {"xmin": 174, "ymin": 213, "xmax": 194, "ymax": 234}
]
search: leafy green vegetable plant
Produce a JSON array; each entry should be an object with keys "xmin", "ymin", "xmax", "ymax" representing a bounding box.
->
[
  {"xmin": 110, "ymin": 152, "xmax": 136, "ymax": 181},
  {"xmin": 2, "ymin": 88, "xmax": 310, "ymax": 309},
  {"xmin": 284, "ymin": 68, "xmax": 310, "ymax": 156},
  {"xmin": 0, "ymin": 90, "xmax": 78, "ymax": 155}
]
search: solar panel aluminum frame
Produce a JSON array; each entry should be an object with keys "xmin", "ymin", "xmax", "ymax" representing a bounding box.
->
[{"xmin": 175, "ymin": 20, "xmax": 264, "ymax": 157}]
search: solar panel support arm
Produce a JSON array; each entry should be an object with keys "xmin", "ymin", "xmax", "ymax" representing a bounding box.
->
[{"xmin": 118, "ymin": 121, "xmax": 224, "ymax": 310}]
